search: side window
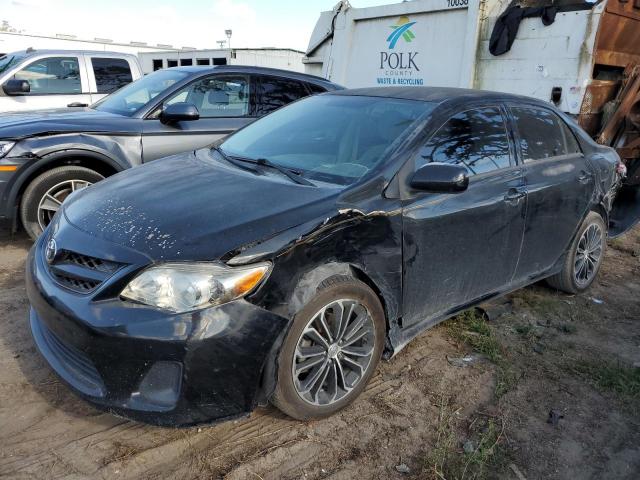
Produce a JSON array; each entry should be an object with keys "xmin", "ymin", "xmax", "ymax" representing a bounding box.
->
[
  {"xmin": 14, "ymin": 57, "xmax": 81, "ymax": 94},
  {"xmin": 165, "ymin": 75, "xmax": 249, "ymax": 118},
  {"xmin": 256, "ymin": 77, "xmax": 310, "ymax": 115},
  {"xmin": 91, "ymin": 57, "xmax": 133, "ymax": 94},
  {"xmin": 560, "ymin": 120, "xmax": 582, "ymax": 155},
  {"xmin": 511, "ymin": 106, "xmax": 567, "ymax": 161},
  {"xmin": 420, "ymin": 107, "xmax": 511, "ymax": 175},
  {"xmin": 307, "ymin": 83, "xmax": 327, "ymax": 94}
]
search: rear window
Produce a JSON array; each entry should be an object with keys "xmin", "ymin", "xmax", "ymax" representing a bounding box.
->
[
  {"xmin": 511, "ymin": 106, "xmax": 567, "ymax": 161},
  {"xmin": 92, "ymin": 57, "xmax": 133, "ymax": 94}
]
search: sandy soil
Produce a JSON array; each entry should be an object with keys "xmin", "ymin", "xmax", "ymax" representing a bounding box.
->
[{"xmin": 0, "ymin": 227, "xmax": 638, "ymax": 480}]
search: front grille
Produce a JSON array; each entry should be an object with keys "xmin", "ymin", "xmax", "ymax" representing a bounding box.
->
[
  {"xmin": 35, "ymin": 318, "xmax": 105, "ymax": 397},
  {"xmin": 53, "ymin": 274, "xmax": 101, "ymax": 292},
  {"xmin": 46, "ymin": 248, "xmax": 125, "ymax": 294},
  {"xmin": 63, "ymin": 251, "xmax": 120, "ymax": 273}
]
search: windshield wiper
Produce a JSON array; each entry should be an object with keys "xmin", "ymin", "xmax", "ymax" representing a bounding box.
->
[
  {"xmin": 234, "ymin": 157, "xmax": 315, "ymax": 186},
  {"xmin": 211, "ymin": 146, "xmax": 262, "ymax": 175}
]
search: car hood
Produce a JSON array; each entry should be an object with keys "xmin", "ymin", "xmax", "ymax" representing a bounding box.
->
[
  {"xmin": 62, "ymin": 149, "xmax": 341, "ymax": 261},
  {"xmin": 0, "ymin": 108, "xmax": 140, "ymax": 139}
]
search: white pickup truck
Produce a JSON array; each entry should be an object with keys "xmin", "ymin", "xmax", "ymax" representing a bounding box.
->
[{"xmin": 0, "ymin": 49, "xmax": 143, "ymax": 112}]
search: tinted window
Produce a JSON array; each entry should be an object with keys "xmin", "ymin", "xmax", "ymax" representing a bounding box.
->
[
  {"xmin": 167, "ymin": 59, "xmax": 178, "ymax": 67},
  {"xmin": 93, "ymin": 69, "xmax": 189, "ymax": 116},
  {"xmin": 256, "ymin": 77, "xmax": 310, "ymax": 115},
  {"xmin": 15, "ymin": 57, "xmax": 81, "ymax": 94},
  {"xmin": 561, "ymin": 121, "xmax": 581, "ymax": 154},
  {"xmin": 213, "ymin": 58, "xmax": 227, "ymax": 66},
  {"xmin": 180, "ymin": 59, "xmax": 193, "ymax": 66},
  {"xmin": 91, "ymin": 57, "xmax": 133, "ymax": 94},
  {"xmin": 221, "ymin": 95, "xmax": 434, "ymax": 185},
  {"xmin": 307, "ymin": 83, "xmax": 327, "ymax": 94},
  {"xmin": 166, "ymin": 75, "xmax": 249, "ymax": 118},
  {"xmin": 511, "ymin": 106, "xmax": 566, "ymax": 160},
  {"xmin": 152, "ymin": 59, "xmax": 163, "ymax": 71},
  {"xmin": 420, "ymin": 107, "xmax": 511, "ymax": 175}
]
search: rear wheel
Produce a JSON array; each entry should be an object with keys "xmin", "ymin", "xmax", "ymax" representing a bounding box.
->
[
  {"xmin": 20, "ymin": 166, "xmax": 103, "ymax": 239},
  {"xmin": 546, "ymin": 211, "xmax": 606, "ymax": 294},
  {"xmin": 271, "ymin": 276, "xmax": 385, "ymax": 420}
]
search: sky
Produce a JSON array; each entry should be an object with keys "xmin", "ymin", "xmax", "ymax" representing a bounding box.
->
[{"xmin": 0, "ymin": 0, "xmax": 391, "ymax": 52}]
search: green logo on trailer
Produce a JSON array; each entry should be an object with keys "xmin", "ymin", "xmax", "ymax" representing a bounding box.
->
[{"xmin": 387, "ymin": 16, "xmax": 416, "ymax": 49}]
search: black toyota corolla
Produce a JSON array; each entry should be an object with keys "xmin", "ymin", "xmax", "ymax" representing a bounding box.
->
[{"xmin": 26, "ymin": 87, "xmax": 635, "ymax": 426}]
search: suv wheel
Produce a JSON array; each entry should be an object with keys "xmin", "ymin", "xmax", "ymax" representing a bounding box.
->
[
  {"xmin": 20, "ymin": 166, "xmax": 103, "ymax": 239},
  {"xmin": 271, "ymin": 276, "xmax": 385, "ymax": 420},
  {"xmin": 546, "ymin": 211, "xmax": 607, "ymax": 294}
]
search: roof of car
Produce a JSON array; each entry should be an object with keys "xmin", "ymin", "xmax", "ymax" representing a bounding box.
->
[
  {"xmin": 169, "ymin": 65, "xmax": 340, "ymax": 87},
  {"xmin": 331, "ymin": 86, "xmax": 550, "ymax": 107}
]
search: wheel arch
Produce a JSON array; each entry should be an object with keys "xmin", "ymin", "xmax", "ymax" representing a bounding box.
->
[
  {"xmin": 257, "ymin": 261, "xmax": 393, "ymax": 405},
  {"xmin": 7, "ymin": 149, "xmax": 125, "ymax": 226}
]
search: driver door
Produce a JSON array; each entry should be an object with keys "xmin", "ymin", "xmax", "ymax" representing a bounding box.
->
[
  {"xmin": 141, "ymin": 74, "xmax": 255, "ymax": 162},
  {"xmin": 401, "ymin": 105, "xmax": 526, "ymax": 328}
]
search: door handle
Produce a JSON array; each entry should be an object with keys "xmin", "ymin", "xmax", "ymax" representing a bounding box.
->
[
  {"xmin": 504, "ymin": 188, "xmax": 526, "ymax": 205},
  {"xmin": 578, "ymin": 170, "xmax": 594, "ymax": 184}
]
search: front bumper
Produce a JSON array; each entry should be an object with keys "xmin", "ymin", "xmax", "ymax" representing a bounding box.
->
[{"xmin": 25, "ymin": 233, "xmax": 289, "ymax": 427}]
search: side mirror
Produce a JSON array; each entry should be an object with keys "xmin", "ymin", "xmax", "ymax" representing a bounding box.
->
[
  {"xmin": 160, "ymin": 102, "xmax": 200, "ymax": 124},
  {"xmin": 3, "ymin": 79, "xmax": 30, "ymax": 96},
  {"xmin": 410, "ymin": 163, "xmax": 469, "ymax": 193}
]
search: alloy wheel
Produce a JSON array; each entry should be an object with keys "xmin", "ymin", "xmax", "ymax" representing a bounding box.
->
[
  {"xmin": 292, "ymin": 299, "xmax": 376, "ymax": 406},
  {"xmin": 574, "ymin": 223, "xmax": 604, "ymax": 287},
  {"xmin": 37, "ymin": 179, "xmax": 92, "ymax": 230}
]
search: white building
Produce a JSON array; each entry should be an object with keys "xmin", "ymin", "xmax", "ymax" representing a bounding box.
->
[
  {"xmin": 138, "ymin": 48, "xmax": 306, "ymax": 74},
  {"xmin": 0, "ymin": 31, "xmax": 180, "ymax": 56}
]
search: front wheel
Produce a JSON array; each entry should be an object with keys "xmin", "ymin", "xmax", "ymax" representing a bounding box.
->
[
  {"xmin": 20, "ymin": 166, "xmax": 103, "ymax": 239},
  {"xmin": 271, "ymin": 276, "xmax": 385, "ymax": 420},
  {"xmin": 546, "ymin": 211, "xmax": 607, "ymax": 294}
]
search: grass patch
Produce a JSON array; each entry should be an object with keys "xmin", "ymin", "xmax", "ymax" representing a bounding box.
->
[
  {"xmin": 568, "ymin": 359, "xmax": 640, "ymax": 400},
  {"xmin": 423, "ymin": 393, "xmax": 508, "ymax": 480},
  {"xmin": 447, "ymin": 310, "xmax": 503, "ymax": 363},
  {"xmin": 446, "ymin": 310, "xmax": 519, "ymax": 399}
]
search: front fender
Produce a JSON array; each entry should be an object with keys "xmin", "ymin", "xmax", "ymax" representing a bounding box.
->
[{"xmin": 1, "ymin": 134, "xmax": 139, "ymax": 220}]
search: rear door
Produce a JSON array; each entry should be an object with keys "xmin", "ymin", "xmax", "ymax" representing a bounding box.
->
[
  {"xmin": 401, "ymin": 105, "xmax": 526, "ymax": 327},
  {"xmin": 509, "ymin": 105, "xmax": 593, "ymax": 280},
  {"xmin": 141, "ymin": 74, "xmax": 255, "ymax": 162},
  {"xmin": 6, "ymin": 55, "xmax": 91, "ymax": 110}
]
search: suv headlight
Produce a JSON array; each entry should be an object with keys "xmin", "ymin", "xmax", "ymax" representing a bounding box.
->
[
  {"xmin": 121, "ymin": 262, "xmax": 271, "ymax": 313},
  {"xmin": 0, "ymin": 141, "xmax": 15, "ymax": 158}
]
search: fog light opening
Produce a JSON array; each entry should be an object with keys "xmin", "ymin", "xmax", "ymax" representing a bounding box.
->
[{"xmin": 130, "ymin": 361, "xmax": 183, "ymax": 411}]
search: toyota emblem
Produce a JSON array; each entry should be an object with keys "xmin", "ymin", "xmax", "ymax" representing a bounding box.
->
[{"xmin": 45, "ymin": 238, "xmax": 57, "ymax": 264}]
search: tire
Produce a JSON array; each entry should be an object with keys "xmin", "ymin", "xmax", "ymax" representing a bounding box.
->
[
  {"xmin": 546, "ymin": 211, "xmax": 607, "ymax": 294},
  {"xmin": 271, "ymin": 275, "xmax": 385, "ymax": 420},
  {"xmin": 20, "ymin": 166, "xmax": 104, "ymax": 240}
]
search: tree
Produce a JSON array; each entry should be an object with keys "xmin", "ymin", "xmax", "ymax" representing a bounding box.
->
[{"xmin": 0, "ymin": 20, "xmax": 19, "ymax": 33}]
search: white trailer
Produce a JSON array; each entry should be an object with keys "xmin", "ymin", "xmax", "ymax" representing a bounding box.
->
[{"xmin": 305, "ymin": 0, "xmax": 640, "ymax": 185}]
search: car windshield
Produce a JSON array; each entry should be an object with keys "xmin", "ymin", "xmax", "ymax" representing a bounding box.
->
[
  {"xmin": 220, "ymin": 94, "xmax": 434, "ymax": 185},
  {"xmin": 0, "ymin": 53, "xmax": 26, "ymax": 74},
  {"xmin": 92, "ymin": 69, "xmax": 189, "ymax": 116}
]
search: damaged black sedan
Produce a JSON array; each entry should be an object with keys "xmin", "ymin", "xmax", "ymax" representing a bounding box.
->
[{"xmin": 26, "ymin": 87, "xmax": 633, "ymax": 426}]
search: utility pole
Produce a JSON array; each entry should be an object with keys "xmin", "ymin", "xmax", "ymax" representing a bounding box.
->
[{"xmin": 225, "ymin": 29, "xmax": 232, "ymax": 51}]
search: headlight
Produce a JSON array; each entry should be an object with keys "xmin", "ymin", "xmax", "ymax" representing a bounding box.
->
[
  {"xmin": 0, "ymin": 141, "xmax": 15, "ymax": 158},
  {"xmin": 121, "ymin": 262, "xmax": 271, "ymax": 313}
]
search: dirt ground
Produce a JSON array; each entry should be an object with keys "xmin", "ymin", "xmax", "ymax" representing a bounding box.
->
[{"xmin": 0, "ymin": 226, "xmax": 638, "ymax": 480}]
